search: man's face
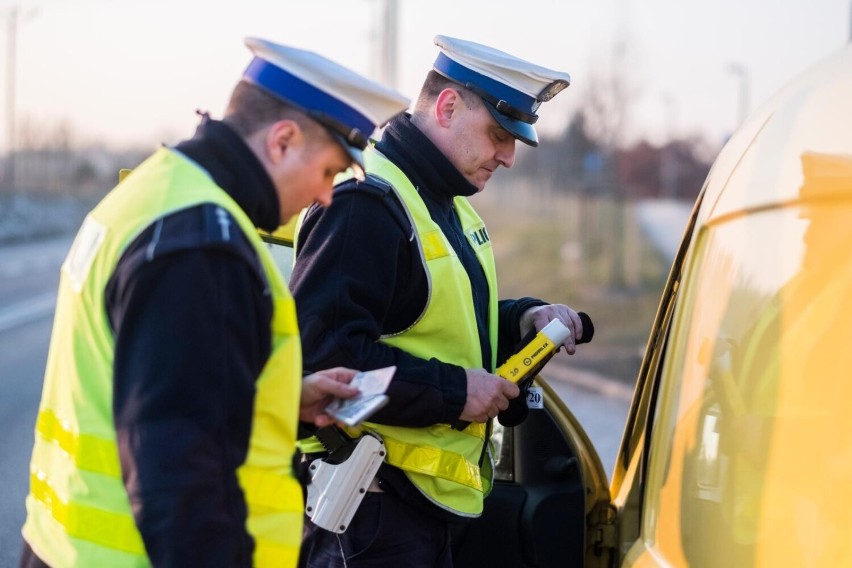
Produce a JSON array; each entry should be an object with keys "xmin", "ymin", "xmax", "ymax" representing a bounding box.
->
[
  {"xmin": 271, "ymin": 135, "xmax": 351, "ymax": 223},
  {"xmin": 442, "ymin": 99, "xmax": 517, "ymax": 191}
]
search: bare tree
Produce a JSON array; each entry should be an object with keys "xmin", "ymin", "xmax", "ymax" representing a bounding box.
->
[{"xmin": 577, "ymin": 39, "xmax": 640, "ymax": 154}]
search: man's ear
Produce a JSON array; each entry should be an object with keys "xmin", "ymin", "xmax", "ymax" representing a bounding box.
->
[
  {"xmin": 435, "ymin": 88, "xmax": 462, "ymax": 127},
  {"xmin": 267, "ymin": 119, "xmax": 301, "ymax": 163}
]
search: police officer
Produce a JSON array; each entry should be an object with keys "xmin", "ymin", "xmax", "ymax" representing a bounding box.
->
[
  {"xmin": 291, "ymin": 36, "xmax": 586, "ymax": 567},
  {"xmin": 19, "ymin": 37, "xmax": 408, "ymax": 568}
]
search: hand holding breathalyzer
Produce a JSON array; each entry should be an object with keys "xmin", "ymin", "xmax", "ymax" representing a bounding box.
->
[
  {"xmin": 459, "ymin": 369, "xmax": 520, "ymax": 423},
  {"xmin": 496, "ymin": 313, "xmax": 594, "ymax": 427},
  {"xmin": 453, "ymin": 312, "xmax": 594, "ymax": 429},
  {"xmin": 498, "ymin": 313, "xmax": 595, "ymax": 384},
  {"xmin": 519, "ymin": 304, "xmax": 589, "ymax": 355}
]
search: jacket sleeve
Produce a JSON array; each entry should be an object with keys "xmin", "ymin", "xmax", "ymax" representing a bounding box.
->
[
  {"xmin": 496, "ymin": 297, "xmax": 549, "ymax": 365},
  {"xmin": 291, "ymin": 188, "xmax": 468, "ymax": 427},
  {"xmin": 106, "ymin": 208, "xmax": 270, "ymax": 567}
]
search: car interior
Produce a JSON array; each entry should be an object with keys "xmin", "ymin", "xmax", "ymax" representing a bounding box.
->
[{"xmin": 452, "ymin": 406, "xmax": 587, "ymax": 567}]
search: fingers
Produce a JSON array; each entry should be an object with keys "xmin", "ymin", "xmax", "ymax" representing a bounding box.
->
[
  {"xmin": 492, "ymin": 382, "xmax": 519, "ymax": 418},
  {"xmin": 524, "ymin": 304, "xmax": 587, "ymax": 354},
  {"xmin": 300, "ymin": 369, "xmax": 363, "ymax": 426},
  {"xmin": 460, "ymin": 371, "xmax": 521, "ymax": 422},
  {"xmin": 502, "ymin": 379, "xmax": 520, "ymax": 400},
  {"xmin": 550, "ymin": 312, "xmax": 578, "ymax": 355},
  {"xmin": 567, "ymin": 311, "xmax": 583, "ymax": 342},
  {"xmin": 523, "ymin": 305, "xmax": 582, "ymax": 338},
  {"xmin": 313, "ymin": 368, "xmax": 361, "ymax": 395},
  {"xmin": 316, "ymin": 367, "xmax": 360, "ymax": 384},
  {"xmin": 313, "ymin": 414, "xmax": 336, "ymax": 428},
  {"xmin": 301, "ymin": 370, "xmax": 359, "ymax": 408},
  {"xmin": 552, "ymin": 309, "xmax": 581, "ymax": 344},
  {"xmin": 320, "ymin": 378, "xmax": 360, "ymax": 398}
]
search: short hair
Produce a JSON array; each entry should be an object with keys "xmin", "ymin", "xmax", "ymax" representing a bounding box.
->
[
  {"xmin": 412, "ymin": 70, "xmax": 482, "ymax": 115},
  {"xmin": 224, "ymin": 80, "xmax": 326, "ymax": 143}
]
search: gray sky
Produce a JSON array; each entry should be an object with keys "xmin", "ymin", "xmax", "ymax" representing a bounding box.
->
[{"xmin": 4, "ymin": 0, "xmax": 849, "ymax": 150}]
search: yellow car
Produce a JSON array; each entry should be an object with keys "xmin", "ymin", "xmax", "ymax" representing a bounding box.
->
[
  {"xmin": 262, "ymin": 42, "xmax": 852, "ymax": 567},
  {"xmin": 588, "ymin": 42, "xmax": 852, "ymax": 565}
]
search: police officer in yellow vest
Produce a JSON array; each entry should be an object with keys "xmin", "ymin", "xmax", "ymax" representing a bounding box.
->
[
  {"xmin": 291, "ymin": 36, "xmax": 587, "ymax": 567},
  {"xmin": 19, "ymin": 37, "xmax": 408, "ymax": 568}
]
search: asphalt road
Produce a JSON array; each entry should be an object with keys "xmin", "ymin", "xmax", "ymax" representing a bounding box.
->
[
  {"xmin": 0, "ymin": 235, "xmax": 631, "ymax": 566},
  {"xmin": 0, "ymin": 237, "xmax": 65, "ymax": 566}
]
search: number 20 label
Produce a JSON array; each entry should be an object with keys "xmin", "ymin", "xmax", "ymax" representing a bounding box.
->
[{"xmin": 526, "ymin": 386, "xmax": 544, "ymax": 409}]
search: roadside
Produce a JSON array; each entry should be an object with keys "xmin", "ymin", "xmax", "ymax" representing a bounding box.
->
[
  {"xmin": 0, "ymin": 194, "xmax": 92, "ymax": 245},
  {"xmin": 546, "ymin": 353, "xmax": 634, "ymax": 401},
  {"xmin": 477, "ymin": 189, "xmax": 691, "ymax": 387}
]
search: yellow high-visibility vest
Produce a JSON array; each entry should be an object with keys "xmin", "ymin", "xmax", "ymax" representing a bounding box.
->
[
  {"xmin": 23, "ymin": 147, "xmax": 304, "ymax": 567},
  {"xmin": 300, "ymin": 147, "xmax": 499, "ymax": 516}
]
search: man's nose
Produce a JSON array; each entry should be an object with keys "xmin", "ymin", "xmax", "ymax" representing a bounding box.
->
[{"xmin": 496, "ymin": 138, "xmax": 516, "ymax": 169}]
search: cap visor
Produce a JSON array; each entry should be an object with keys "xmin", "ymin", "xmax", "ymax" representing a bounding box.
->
[
  {"xmin": 484, "ymin": 104, "xmax": 539, "ymax": 147},
  {"xmin": 331, "ymin": 132, "xmax": 366, "ymax": 180}
]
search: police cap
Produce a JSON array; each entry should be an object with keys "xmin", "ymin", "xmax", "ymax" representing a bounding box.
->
[
  {"xmin": 242, "ymin": 37, "xmax": 410, "ymax": 172},
  {"xmin": 432, "ymin": 35, "xmax": 571, "ymax": 147}
]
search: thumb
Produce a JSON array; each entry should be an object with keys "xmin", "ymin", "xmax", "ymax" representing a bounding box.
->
[{"xmin": 502, "ymin": 380, "xmax": 521, "ymax": 398}]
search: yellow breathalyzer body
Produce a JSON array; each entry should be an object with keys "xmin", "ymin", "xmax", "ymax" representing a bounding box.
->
[{"xmin": 496, "ymin": 319, "xmax": 572, "ymax": 384}]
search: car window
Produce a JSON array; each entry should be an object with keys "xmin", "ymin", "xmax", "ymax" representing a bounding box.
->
[{"xmin": 636, "ymin": 199, "xmax": 852, "ymax": 566}]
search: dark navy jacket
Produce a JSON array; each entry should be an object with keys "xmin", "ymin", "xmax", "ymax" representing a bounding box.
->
[{"xmin": 290, "ymin": 114, "xmax": 544, "ymax": 519}]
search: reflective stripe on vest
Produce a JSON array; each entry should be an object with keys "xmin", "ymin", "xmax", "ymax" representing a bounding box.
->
[
  {"xmin": 36, "ymin": 408, "xmax": 120, "ymax": 477},
  {"xmin": 377, "ymin": 424, "xmax": 487, "ymax": 490},
  {"xmin": 23, "ymin": 147, "xmax": 303, "ymax": 568},
  {"xmin": 28, "ymin": 472, "xmax": 145, "ymax": 555}
]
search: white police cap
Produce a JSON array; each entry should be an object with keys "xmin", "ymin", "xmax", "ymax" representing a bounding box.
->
[
  {"xmin": 242, "ymin": 37, "xmax": 410, "ymax": 171},
  {"xmin": 432, "ymin": 35, "xmax": 571, "ymax": 147}
]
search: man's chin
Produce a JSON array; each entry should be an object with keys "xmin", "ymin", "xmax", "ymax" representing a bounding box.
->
[{"xmin": 475, "ymin": 171, "xmax": 494, "ymax": 190}]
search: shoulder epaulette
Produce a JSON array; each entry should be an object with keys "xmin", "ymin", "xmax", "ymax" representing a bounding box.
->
[
  {"xmin": 156, "ymin": 204, "xmax": 262, "ymax": 271},
  {"xmin": 117, "ymin": 203, "xmax": 267, "ymax": 290},
  {"xmin": 334, "ymin": 173, "xmax": 394, "ymax": 197},
  {"xmin": 333, "ymin": 174, "xmax": 413, "ymax": 238}
]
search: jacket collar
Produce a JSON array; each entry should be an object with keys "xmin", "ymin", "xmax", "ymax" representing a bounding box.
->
[
  {"xmin": 375, "ymin": 114, "xmax": 478, "ymax": 206},
  {"xmin": 174, "ymin": 115, "xmax": 280, "ymax": 231}
]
